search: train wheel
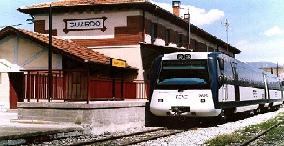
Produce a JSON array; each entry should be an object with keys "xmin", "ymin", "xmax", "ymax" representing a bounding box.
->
[
  {"xmin": 253, "ymin": 108, "xmax": 261, "ymax": 115},
  {"xmin": 217, "ymin": 110, "xmax": 227, "ymax": 124}
]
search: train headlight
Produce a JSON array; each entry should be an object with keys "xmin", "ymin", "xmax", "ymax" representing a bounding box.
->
[{"xmin": 158, "ymin": 99, "xmax": 163, "ymax": 102}]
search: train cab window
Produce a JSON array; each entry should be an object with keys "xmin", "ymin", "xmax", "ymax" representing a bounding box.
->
[{"xmin": 157, "ymin": 60, "xmax": 210, "ymax": 89}]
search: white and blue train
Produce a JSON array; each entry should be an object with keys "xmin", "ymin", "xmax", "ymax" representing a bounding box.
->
[{"xmin": 149, "ymin": 52, "xmax": 283, "ymax": 120}]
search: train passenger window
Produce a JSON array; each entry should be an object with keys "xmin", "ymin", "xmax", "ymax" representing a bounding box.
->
[
  {"xmin": 217, "ymin": 58, "xmax": 224, "ymax": 70},
  {"xmin": 231, "ymin": 62, "xmax": 238, "ymax": 80}
]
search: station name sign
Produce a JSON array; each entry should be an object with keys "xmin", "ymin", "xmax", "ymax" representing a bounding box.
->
[
  {"xmin": 111, "ymin": 58, "xmax": 127, "ymax": 68},
  {"xmin": 63, "ymin": 17, "xmax": 107, "ymax": 33}
]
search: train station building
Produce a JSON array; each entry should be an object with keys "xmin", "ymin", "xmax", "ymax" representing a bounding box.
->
[
  {"xmin": 0, "ymin": 0, "xmax": 241, "ymax": 110},
  {"xmin": 0, "ymin": 26, "xmax": 137, "ymax": 110},
  {"xmin": 17, "ymin": 0, "xmax": 240, "ymax": 80},
  {"xmin": 0, "ymin": 0, "xmax": 241, "ymax": 131}
]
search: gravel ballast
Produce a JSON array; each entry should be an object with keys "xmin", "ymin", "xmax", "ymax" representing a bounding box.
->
[
  {"xmin": 14, "ymin": 108, "xmax": 283, "ymax": 146},
  {"xmin": 136, "ymin": 108, "xmax": 284, "ymax": 146}
]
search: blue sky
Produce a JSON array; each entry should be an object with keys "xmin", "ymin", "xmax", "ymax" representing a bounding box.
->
[{"xmin": 1, "ymin": 0, "xmax": 284, "ymax": 64}]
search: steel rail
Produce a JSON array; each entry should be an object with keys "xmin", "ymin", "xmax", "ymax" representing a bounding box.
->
[
  {"xmin": 119, "ymin": 129, "xmax": 185, "ymax": 146},
  {"xmin": 240, "ymin": 120, "xmax": 284, "ymax": 146},
  {"xmin": 67, "ymin": 127, "xmax": 166, "ymax": 146}
]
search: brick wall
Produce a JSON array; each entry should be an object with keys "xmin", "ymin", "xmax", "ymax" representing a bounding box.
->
[{"xmin": 73, "ymin": 16, "xmax": 143, "ymax": 47}]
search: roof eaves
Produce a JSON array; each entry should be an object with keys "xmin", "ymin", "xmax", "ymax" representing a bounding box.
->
[{"xmin": 0, "ymin": 26, "xmax": 111, "ymax": 65}]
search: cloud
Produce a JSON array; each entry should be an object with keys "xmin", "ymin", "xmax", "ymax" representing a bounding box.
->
[
  {"xmin": 151, "ymin": 1, "xmax": 224, "ymax": 26},
  {"xmin": 235, "ymin": 38, "xmax": 284, "ymax": 64},
  {"xmin": 264, "ymin": 26, "xmax": 283, "ymax": 37}
]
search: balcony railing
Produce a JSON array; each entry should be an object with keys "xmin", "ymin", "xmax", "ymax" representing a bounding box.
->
[{"xmin": 23, "ymin": 70, "xmax": 149, "ymax": 103}]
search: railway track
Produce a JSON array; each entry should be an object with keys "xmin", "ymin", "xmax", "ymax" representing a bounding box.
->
[
  {"xmin": 67, "ymin": 128, "xmax": 185, "ymax": 146},
  {"xmin": 240, "ymin": 120, "xmax": 284, "ymax": 146}
]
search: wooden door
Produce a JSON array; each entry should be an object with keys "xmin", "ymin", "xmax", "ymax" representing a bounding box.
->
[{"xmin": 8, "ymin": 72, "xmax": 24, "ymax": 109}]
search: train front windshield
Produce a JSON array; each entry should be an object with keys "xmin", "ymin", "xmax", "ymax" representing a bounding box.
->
[{"xmin": 157, "ymin": 60, "xmax": 210, "ymax": 89}]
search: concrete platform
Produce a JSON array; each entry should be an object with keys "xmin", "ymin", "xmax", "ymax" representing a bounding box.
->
[
  {"xmin": 18, "ymin": 100, "xmax": 147, "ymax": 134},
  {"xmin": 0, "ymin": 111, "xmax": 83, "ymax": 145}
]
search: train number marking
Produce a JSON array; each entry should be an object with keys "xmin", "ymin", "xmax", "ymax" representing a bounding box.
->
[
  {"xmin": 176, "ymin": 95, "xmax": 188, "ymax": 99},
  {"xmin": 199, "ymin": 94, "xmax": 208, "ymax": 98}
]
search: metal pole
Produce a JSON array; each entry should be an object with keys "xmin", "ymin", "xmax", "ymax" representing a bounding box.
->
[
  {"xmin": 48, "ymin": 4, "xmax": 53, "ymax": 102},
  {"xmin": 277, "ymin": 63, "xmax": 279, "ymax": 77},
  {"xmin": 187, "ymin": 9, "xmax": 191, "ymax": 50},
  {"xmin": 224, "ymin": 19, "xmax": 229, "ymax": 53}
]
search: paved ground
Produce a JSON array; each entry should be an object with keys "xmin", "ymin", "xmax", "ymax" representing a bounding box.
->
[
  {"xmin": 0, "ymin": 110, "xmax": 83, "ymax": 139},
  {"xmin": 0, "ymin": 110, "xmax": 17, "ymax": 126}
]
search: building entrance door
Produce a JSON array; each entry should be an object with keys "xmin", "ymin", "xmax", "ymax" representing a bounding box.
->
[{"xmin": 8, "ymin": 72, "xmax": 24, "ymax": 109}]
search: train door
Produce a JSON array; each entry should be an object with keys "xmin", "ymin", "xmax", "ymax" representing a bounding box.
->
[
  {"xmin": 281, "ymin": 81, "xmax": 284, "ymax": 100},
  {"xmin": 219, "ymin": 61, "xmax": 238, "ymax": 102},
  {"xmin": 217, "ymin": 58, "xmax": 234, "ymax": 102},
  {"xmin": 231, "ymin": 62, "xmax": 240, "ymax": 101},
  {"xmin": 219, "ymin": 85, "xmax": 229, "ymax": 102},
  {"xmin": 263, "ymin": 74, "xmax": 269, "ymax": 100}
]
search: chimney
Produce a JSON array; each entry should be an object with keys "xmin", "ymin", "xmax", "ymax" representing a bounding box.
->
[{"xmin": 172, "ymin": 1, "xmax": 181, "ymax": 17}]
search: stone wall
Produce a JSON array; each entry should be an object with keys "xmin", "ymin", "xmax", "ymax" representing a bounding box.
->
[{"xmin": 17, "ymin": 101, "xmax": 146, "ymax": 134}]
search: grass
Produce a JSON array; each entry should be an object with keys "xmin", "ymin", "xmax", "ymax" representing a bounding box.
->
[{"xmin": 205, "ymin": 112, "xmax": 284, "ymax": 146}]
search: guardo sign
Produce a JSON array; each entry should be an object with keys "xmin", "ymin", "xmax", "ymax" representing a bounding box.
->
[
  {"xmin": 63, "ymin": 17, "xmax": 107, "ymax": 33},
  {"xmin": 177, "ymin": 54, "xmax": 191, "ymax": 60}
]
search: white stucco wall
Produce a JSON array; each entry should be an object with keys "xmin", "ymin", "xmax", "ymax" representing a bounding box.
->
[
  {"xmin": 92, "ymin": 45, "xmax": 144, "ymax": 80},
  {"xmin": 144, "ymin": 11, "xmax": 187, "ymax": 47},
  {"xmin": 0, "ymin": 35, "xmax": 63, "ymax": 109},
  {"xmin": 0, "ymin": 35, "xmax": 62, "ymax": 71},
  {"xmin": 35, "ymin": 10, "xmax": 141, "ymax": 40},
  {"xmin": 0, "ymin": 73, "xmax": 9, "ymax": 111},
  {"xmin": 145, "ymin": 12, "xmax": 187, "ymax": 36}
]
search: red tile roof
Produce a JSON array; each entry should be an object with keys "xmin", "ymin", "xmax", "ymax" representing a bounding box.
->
[
  {"xmin": 0, "ymin": 26, "xmax": 111, "ymax": 65},
  {"xmin": 20, "ymin": 0, "xmax": 146, "ymax": 9}
]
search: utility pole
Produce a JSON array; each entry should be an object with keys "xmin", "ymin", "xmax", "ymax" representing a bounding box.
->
[
  {"xmin": 222, "ymin": 18, "xmax": 230, "ymax": 53},
  {"xmin": 48, "ymin": 4, "xmax": 53, "ymax": 102},
  {"xmin": 277, "ymin": 62, "xmax": 279, "ymax": 77}
]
